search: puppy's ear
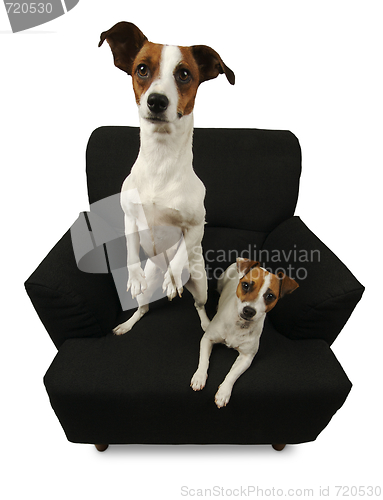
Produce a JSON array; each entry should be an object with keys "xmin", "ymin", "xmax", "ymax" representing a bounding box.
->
[
  {"xmin": 99, "ymin": 22, "xmax": 148, "ymax": 75},
  {"xmin": 277, "ymin": 272, "xmax": 299, "ymax": 298},
  {"xmin": 236, "ymin": 258, "xmax": 260, "ymax": 277},
  {"xmin": 191, "ymin": 45, "xmax": 235, "ymax": 85}
]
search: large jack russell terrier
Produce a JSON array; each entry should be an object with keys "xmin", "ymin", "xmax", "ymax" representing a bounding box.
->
[
  {"xmin": 191, "ymin": 258, "xmax": 299, "ymax": 408},
  {"xmin": 99, "ymin": 22, "xmax": 235, "ymax": 334}
]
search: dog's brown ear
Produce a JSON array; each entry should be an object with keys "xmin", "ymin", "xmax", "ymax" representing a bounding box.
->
[
  {"xmin": 99, "ymin": 22, "xmax": 148, "ymax": 75},
  {"xmin": 236, "ymin": 258, "xmax": 260, "ymax": 277},
  {"xmin": 277, "ymin": 272, "xmax": 299, "ymax": 298},
  {"xmin": 191, "ymin": 45, "xmax": 235, "ymax": 85}
]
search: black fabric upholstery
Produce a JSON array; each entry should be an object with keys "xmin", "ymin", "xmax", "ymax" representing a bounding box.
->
[
  {"xmin": 86, "ymin": 126, "xmax": 302, "ymax": 232},
  {"xmin": 202, "ymin": 226, "xmax": 267, "ymax": 288},
  {"xmin": 25, "ymin": 230, "xmax": 120, "ymax": 349},
  {"xmin": 261, "ymin": 217, "xmax": 365, "ymax": 345},
  {"xmin": 86, "ymin": 126, "xmax": 140, "ymax": 206},
  {"xmin": 44, "ymin": 292, "xmax": 352, "ymax": 445},
  {"xmin": 193, "ymin": 128, "xmax": 301, "ymax": 232},
  {"xmin": 25, "ymin": 126, "xmax": 363, "ymax": 446}
]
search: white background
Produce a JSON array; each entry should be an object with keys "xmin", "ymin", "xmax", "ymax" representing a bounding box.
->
[{"xmin": 1, "ymin": 1, "xmax": 381, "ymax": 498}]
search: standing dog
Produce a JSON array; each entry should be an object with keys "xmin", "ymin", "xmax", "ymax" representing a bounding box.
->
[
  {"xmin": 191, "ymin": 258, "xmax": 299, "ymax": 407},
  {"xmin": 99, "ymin": 22, "xmax": 235, "ymax": 334}
]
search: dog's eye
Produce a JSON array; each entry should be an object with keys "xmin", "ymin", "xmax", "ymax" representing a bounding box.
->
[
  {"xmin": 177, "ymin": 69, "xmax": 191, "ymax": 83},
  {"xmin": 265, "ymin": 293, "xmax": 275, "ymax": 301},
  {"xmin": 137, "ymin": 64, "xmax": 149, "ymax": 78},
  {"xmin": 241, "ymin": 282, "xmax": 250, "ymax": 292}
]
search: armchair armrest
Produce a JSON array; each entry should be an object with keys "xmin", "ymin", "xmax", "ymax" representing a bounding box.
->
[
  {"xmin": 25, "ymin": 216, "xmax": 121, "ymax": 349},
  {"xmin": 261, "ymin": 216, "xmax": 364, "ymax": 345}
]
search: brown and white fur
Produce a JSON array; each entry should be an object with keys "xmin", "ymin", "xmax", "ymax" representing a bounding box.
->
[
  {"xmin": 191, "ymin": 258, "xmax": 299, "ymax": 408},
  {"xmin": 99, "ymin": 22, "xmax": 235, "ymax": 334}
]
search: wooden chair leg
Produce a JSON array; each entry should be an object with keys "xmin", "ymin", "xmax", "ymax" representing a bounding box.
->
[
  {"xmin": 272, "ymin": 444, "xmax": 286, "ymax": 451},
  {"xmin": 95, "ymin": 444, "xmax": 109, "ymax": 452}
]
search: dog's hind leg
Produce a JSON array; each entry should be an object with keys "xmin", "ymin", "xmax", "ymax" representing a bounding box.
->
[
  {"xmin": 184, "ymin": 257, "xmax": 210, "ymax": 331},
  {"xmin": 163, "ymin": 224, "xmax": 209, "ymax": 329},
  {"xmin": 113, "ymin": 304, "xmax": 149, "ymax": 335},
  {"xmin": 113, "ymin": 258, "xmax": 162, "ymax": 335}
]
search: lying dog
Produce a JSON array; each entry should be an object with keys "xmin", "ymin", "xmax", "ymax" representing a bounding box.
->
[
  {"xmin": 99, "ymin": 22, "xmax": 235, "ymax": 334},
  {"xmin": 191, "ymin": 258, "xmax": 299, "ymax": 407}
]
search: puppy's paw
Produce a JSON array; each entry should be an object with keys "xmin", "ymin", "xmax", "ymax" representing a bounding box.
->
[
  {"xmin": 215, "ymin": 385, "xmax": 232, "ymax": 408},
  {"xmin": 127, "ymin": 264, "xmax": 147, "ymax": 298},
  {"xmin": 190, "ymin": 370, "xmax": 207, "ymax": 391}
]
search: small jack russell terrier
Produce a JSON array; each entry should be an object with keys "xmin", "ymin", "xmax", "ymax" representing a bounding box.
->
[
  {"xmin": 191, "ymin": 258, "xmax": 299, "ymax": 408},
  {"xmin": 99, "ymin": 22, "xmax": 235, "ymax": 334}
]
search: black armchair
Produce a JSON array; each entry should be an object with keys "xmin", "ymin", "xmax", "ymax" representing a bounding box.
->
[{"xmin": 25, "ymin": 126, "xmax": 364, "ymax": 451}]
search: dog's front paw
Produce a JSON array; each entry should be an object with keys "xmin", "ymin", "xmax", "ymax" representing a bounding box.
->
[
  {"xmin": 127, "ymin": 264, "xmax": 147, "ymax": 299},
  {"xmin": 190, "ymin": 370, "xmax": 207, "ymax": 391},
  {"xmin": 162, "ymin": 268, "xmax": 183, "ymax": 301},
  {"xmin": 215, "ymin": 384, "xmax": 232, "ymax": 408}
]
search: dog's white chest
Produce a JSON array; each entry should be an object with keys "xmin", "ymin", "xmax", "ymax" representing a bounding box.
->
[
  {"xmin": 125, "ymin": 186, "xmax": 201, "ymax": 227},
  {"xmin": 120, "ymin": 167, "xmax": 205, "ymax": 259},
  {"xmin": 140, "ymin": 192, "xmax": 184, "ymax": 227},
  {"xmin": 122, "ymin": 167, "xmax": 205, "ymax": 226},
  {"xmin": 222, "ymin": 326, "xmax": 258, "ymax": 352},
  {"xmin": 214, "ymin": 294, "xmax": 261, "ymax": 355}
]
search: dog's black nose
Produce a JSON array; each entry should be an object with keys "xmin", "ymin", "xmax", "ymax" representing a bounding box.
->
[
  {"xmin": 242, "ymin": 306, "xmax": 256, "ymax": 319},
  {"xmin": 147, "ymin": 93, "xmax": 169, "ymax": 114}
]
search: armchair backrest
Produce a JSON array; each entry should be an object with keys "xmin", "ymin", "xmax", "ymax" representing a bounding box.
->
[{"xmin": 85, "ymin": 126, "xmax": 302, "ymax": 234}]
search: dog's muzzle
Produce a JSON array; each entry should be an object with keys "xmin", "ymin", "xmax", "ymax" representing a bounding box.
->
[{"xmin": 147, "ymin": 93, "xmax": 169, "ymax": 115}]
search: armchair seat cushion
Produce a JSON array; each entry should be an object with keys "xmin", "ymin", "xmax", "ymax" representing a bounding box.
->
[{"xmin": 44, "ymin": 291, "xmax": 352, "ymax": 445}]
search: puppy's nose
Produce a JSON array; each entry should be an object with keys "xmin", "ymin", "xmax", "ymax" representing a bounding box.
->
[
  {"xmin": 242, "ymin": 306, "xmax": 256, "ymax": 319},
  {"xmin": 147, "ymin": 93, "xmax": 169, "ymax": 114}
]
